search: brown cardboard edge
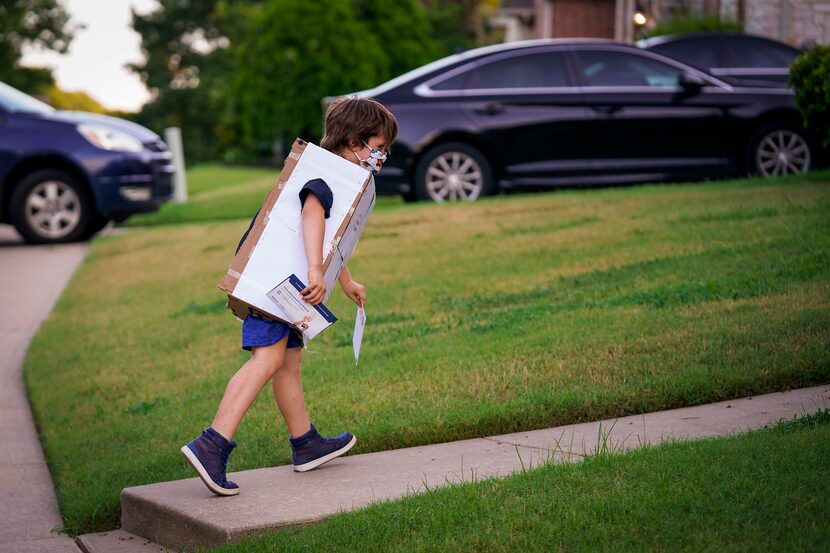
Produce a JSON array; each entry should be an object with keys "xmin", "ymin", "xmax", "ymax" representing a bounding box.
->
[
  {"xmin": 322, "ymin": 173, "xmax": 373, "ymax": 273},
  {"xmin": 218, "ymin": 138, "xmax": 307, "ymax": 296}
]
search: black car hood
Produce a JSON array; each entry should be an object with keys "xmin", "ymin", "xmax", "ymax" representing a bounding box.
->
[{"xmin": 48, "ymin": 110, "xmax": 160, "ymax": 142}]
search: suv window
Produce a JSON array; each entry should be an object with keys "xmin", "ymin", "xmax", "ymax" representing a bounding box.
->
[
  {"xmin": 649, "ymin": 38, "xmax": 722, "ymax": 69},
  {"xmin": 721, "ymin": 36, "xmax": 799, "ymax": 68},
  {"xmin": 431, "ymin": 51, "xmax": 570, "ymax": 91},
  {"xmin": 575, "ymin": 50, "xmax": 682, "ymax": 87}
]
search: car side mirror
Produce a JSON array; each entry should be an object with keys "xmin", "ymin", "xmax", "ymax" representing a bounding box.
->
[{"xmin": 678, "ymin": 71, "xmax": 705, "ymax": 93}]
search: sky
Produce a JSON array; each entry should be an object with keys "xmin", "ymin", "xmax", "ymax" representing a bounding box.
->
[{"xmin": 20, "ymin": 0, "xmax": 159, "ymax": 112}]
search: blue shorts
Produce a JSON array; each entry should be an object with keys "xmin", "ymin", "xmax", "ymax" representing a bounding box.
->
[{"xmin": 241, "ymin": 314, "xmax": 303, "ymax": 351}]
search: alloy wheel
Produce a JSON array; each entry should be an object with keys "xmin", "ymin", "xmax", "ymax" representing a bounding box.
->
[
  {"xmin": 425, "ymin": 151, "xmax": 484, "ymax": 202},
  {"xmin": 755, "ymin": 129, "xmax": 811, "ymax": 177},
  {"xmin": 24, "ymin": 180, "xmax": 82, "ymax": 240}
]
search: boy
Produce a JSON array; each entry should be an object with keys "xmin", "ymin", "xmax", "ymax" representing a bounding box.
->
[{"xmin": 181, "ymin": 97, "xmax": 398, "ymax": 496}]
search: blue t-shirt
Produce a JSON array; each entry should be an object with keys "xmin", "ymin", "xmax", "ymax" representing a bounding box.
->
[{"xmin": 235, "ymin": 179, "xmax": 333, "ymax": 254}]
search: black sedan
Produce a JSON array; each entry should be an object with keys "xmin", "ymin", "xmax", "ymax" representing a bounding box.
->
[
  {"xmin": 358, "ymin": 40, "xmax": 819, "ymax": 203},
  {"xmin": 636, "ymin": 32, "xmax": 802, "ymax": 86}
]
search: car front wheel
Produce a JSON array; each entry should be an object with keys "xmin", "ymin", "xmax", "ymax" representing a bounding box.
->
[
  {"xmin": 10, "ymin": 169, "xmax": 93, "ymax": 244},
  {"xmin": 748, "ymin": 123, "xmax": 813, "ymax": 177},
  {"xmin": 414, "ymin": 142, "xmax": 494, "ymax": 203}
]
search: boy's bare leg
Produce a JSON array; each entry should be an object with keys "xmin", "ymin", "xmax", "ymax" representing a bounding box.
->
[
  {"xmin": 271, "ymin": 346, "xmax": 311, "ymax": 437},
  {"xmin": 211, "ymin": 338, "xmax": 287, "ymax": 440}
]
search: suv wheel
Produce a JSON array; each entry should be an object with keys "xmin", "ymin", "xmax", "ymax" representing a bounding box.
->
[
  {"xmin": 414, "ymin": 142, "xmax": 494, "ymax": 203},
  {"xmin": 748, "ymin": 123, "xmax": 813, "ymax": 177},
  {"xmin": 10, "ymin": 170, "xmax": 93, "ymax": 244}
]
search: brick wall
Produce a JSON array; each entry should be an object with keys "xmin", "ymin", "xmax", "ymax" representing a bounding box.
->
[{"xmin": 552, "ymin": 0, "xmax": 616, "ymax": 38}]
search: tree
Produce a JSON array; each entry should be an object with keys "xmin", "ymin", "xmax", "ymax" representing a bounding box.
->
[
  {"xmin": 128, "ymin": 0, "xmax": 229, "ymax": 93},
  {"xmin": 0, "ymin": 0, "xmax": 78, "ymax": 93},
  {"xmin": 45, "ymin": 86, "xmax": 107, "ymax": 113},
  {"xmin": 421, "ymin": 0, "xmax": 499, "ymax": 54},
  {"xmin": 352, "ymin": 0, "xmax": 441, "ymax": 79},
  {"xmin": 230, "ymin": 0, "xmax": 389, "ymax": 158},
  {"xmin": 129, "ymin": 0, "xmax": 241, "ymax": 162}
]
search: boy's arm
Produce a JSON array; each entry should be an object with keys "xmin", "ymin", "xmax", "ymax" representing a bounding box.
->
[
  {"xmin": 338, "ymin": 265, "xmax": 367, "ymax": 307},
  {"xmin": 300, "ymin": 194, "xmax": 326, "ymax": 305}
]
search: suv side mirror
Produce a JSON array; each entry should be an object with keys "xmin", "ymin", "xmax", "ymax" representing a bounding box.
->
[{"xmin": 678, "ymin": 71, "xmax": 706, "ymax": 93}]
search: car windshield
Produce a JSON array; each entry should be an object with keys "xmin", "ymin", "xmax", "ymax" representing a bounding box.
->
[{"xmin": 0, "ymin": 81, "xmax": 55, "ymax": 115}]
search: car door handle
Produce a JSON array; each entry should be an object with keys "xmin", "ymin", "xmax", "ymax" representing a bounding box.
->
[
  {"xmin": 592, "ymin": 105, "xmax": 621, "ymax": 115},
  {"xmin": 474, "ymin": 103, "xmax": 504, "ymax": 116}
]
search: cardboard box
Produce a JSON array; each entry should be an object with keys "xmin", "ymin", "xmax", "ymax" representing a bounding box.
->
[{"xmin": 218, "ymin": 139, "xmax": 375, "ymax": 339}]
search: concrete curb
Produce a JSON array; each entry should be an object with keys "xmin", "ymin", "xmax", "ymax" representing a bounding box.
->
[
  {"xmin": 121, "ymin": 384, "xmax": 829, "ymax": 551},
  {"xmin": 0, "ymin": 226, "xmax": 87, "ymax": 553},
  {"xmin": 76, "ymin": 529, "xmax": 173, "ymax": 553}
]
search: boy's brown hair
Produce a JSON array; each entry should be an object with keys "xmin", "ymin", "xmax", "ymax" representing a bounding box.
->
[{"xmin": 321, "ymin": 97, "xmax": 398, "ymax": 154}]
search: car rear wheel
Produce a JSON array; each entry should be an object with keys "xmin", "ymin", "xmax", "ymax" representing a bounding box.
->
[
  {"xmin": 748, "ymin": 123, "xmax": 813, "ymax": 177},
  {"xmin": 414, "ymin": 142, "xmax": 494, "ymax": 203},
  {"xmin": 10, "ymin": 170, "xmax": 93, "ymax": 244}
]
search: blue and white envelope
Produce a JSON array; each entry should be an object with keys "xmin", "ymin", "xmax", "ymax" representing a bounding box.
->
[{"xmin": 266, "ymin": 274, "xmax": 337, "ymax": 340}]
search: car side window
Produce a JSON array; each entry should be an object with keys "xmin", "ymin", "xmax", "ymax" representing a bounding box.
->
[
  {"xmin": 575, "ymin": 50, "xmax": 682, "ymax": 87},
  {"xmin": 431, "ymin": 52, "xmax": 570, "ymax": 90},
  {"xmin": 722, "ymin": 37, "xmax": 800, "ymax": 68},
  {"xmin": 650, "ymin": 39, "xmax": 722, "ymax": 69}
]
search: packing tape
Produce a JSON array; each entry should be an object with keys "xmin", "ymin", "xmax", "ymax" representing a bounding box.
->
[
  {"xmin": 288, "ymin": 151, "xmax": 301, "ymax": 160},
  {"xmin": 227, "ymin": 269, "xmax": 242, "ymax": 279}
]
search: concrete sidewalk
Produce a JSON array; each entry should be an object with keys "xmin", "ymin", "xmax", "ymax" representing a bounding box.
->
[
  {"xmin": 0, "ymin": 225, "xmax": 86, "ymax": 553},
  {"xmin": 116, "ymin": 384, "xmax": 829, "ymax": 552}
]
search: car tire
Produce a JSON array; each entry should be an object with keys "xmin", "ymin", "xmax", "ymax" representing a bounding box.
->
[
  {"xmin": 10, "ymin": 169, "xmax": 94, "ymax": 244},
  {"xmin": 81, "ymin": 215, "xmax": 111, "ymax": 239},
  {"xmin": 414, "ymin": 142, "xmax": 494, "ymax": 203},
  {"xmin": 747, "ymin": 122, "xmax": 815, "ymax": 177}
]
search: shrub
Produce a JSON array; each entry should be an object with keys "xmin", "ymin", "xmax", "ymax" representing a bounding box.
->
[
  {"xmin": 789, "ymin": 45, "xmax": 830, "ymax": 147},
  {"xmin": 646, "ymin": 12, "xmax": 741, "ymax": 38}
]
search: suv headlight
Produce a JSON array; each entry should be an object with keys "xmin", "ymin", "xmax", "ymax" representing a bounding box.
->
[{"xmin": 77, "ymin": 124, "xmax": 144, "ymax": 153}]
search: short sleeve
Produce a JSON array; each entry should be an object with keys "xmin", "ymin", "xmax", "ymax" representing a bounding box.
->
[{"xmin": 299, "ymin": 178, "xmax": 333, "ymax": 219}]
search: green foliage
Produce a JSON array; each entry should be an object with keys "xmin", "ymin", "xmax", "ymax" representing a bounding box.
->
[
  {"xmin": 0, "ymin": 0, "xmax": 77, "ymax": 93},
  {"xmin": 352, "ymin": 0, "xmax": 441, "ymax": 79},
  {"xmin": 128, "ymin": 0, "xmax": 241, "ymax": 162},
  {"xmin": 423, "ymin": 0, "xmax": 501, "ymax": 52},
  {"xmin": 44, "ymin": 86, "xmax": 108, "ymax": 113},
  {"xmin": 128, "ymin": 0, "xmax": 228, "ymax": 92},
  {"xmin": 230, "ymin": 0, "xmax": 389, "ymax": 156},
  {"xmin": 646, "ymin": 12, "xmax": 742, "ymax": 39},
  {"xmin": 789, "ymin": 45, "xmax": 830, "ymax": 147}
]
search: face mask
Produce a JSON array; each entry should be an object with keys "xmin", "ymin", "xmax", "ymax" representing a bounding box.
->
[{"xmin": 353, "ymin": 141, "xmax": 387, "ymax": 174}]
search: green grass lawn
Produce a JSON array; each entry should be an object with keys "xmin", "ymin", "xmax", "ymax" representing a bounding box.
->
[
  {"xmin": 126, "ymin": 162, "xmax": 404, "ymax": 226},
  {"xmin": 201, "ymin": 409, "xmax": 830, "ymax": 552},
  {"xmin": 23, "ymin": 171, "xmax": 830, "ymax": 535}
]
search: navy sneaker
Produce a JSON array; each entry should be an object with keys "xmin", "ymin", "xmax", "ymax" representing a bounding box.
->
[
  {"xmin": 289, "ymin": 423, "xmax": 356, "ymax": 472},
  {"xmin": 181, "ymin": 427, "xmax": 240, "ymax": 496}
]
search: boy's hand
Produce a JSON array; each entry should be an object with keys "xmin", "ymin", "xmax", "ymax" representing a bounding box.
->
[
  {"xmin": 302, "ymin": 265, "xmax": 326, "ymax": 305},
  {"xmin": 341, "ymin": 279, "xmax": 366, "ymax": 307}
]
